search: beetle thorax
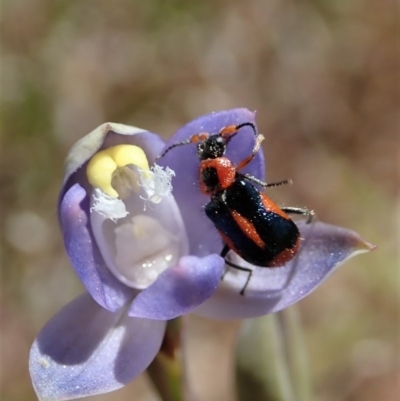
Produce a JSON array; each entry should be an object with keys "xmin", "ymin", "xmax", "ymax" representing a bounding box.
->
[{"xmin": 199, "ymin": 157, "xmax": 236, "ymax": 195}]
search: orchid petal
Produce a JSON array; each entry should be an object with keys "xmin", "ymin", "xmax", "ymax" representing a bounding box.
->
[
  {"xmin": 195, "ymin": 221, "xmax": 376, "ymax": 319},
  {"xmin": 59, "ymin": 124, "xmax": 170, "ymax": 309},
  {"xmin": 158, "ymin": 108, "xmax": 265, "ymax": 257},
  {"xmin": 129, "ymin": 255, "xmax": 225, "ymax": 320},
  {"xmin": 60, "ymin": 183, "xmax": 134, "ymax": 311},
  {"xmin": 29, "ymin": 293, "xmax": 166, "ymax": 401}
]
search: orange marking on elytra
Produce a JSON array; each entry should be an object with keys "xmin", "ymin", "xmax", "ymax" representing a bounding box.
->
[
  {"xmin": 230, "ymin": 210, "xmax": 265, "ymax": 249},
  {"xmin": 260, "ymin": 193, "xmax": 289, "ymax": 219},
  {"xmin": 219, "ymin": 231, "xmax": 240, "ymax": 256},
  {"xmin": 268, "ymin": 236, "xmax": 301, "ymax": 267}
]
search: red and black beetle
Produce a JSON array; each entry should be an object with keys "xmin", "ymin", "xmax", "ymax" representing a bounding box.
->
[{"xmin": 158, "ymin": 122, "xmax": 314, "ymax": 294}]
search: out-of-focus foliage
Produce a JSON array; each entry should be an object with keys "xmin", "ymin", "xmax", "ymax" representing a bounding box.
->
[{"xmin": 1, "ymin": 0, "xmax": 397, "ymax": 400}]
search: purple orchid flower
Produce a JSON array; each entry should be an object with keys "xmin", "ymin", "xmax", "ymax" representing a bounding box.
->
[{"xmin": 29, "ymin": 109, "xmax": 375, "ymax": 400}]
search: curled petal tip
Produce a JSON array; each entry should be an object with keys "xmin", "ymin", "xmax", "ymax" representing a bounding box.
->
[
  {"xmin": 363, "ymin": 241, "xmax": 377, "ymax": 252},
  {"xmin": 348, "ymin": 231, "xmax": 377, "ymax": 254}
]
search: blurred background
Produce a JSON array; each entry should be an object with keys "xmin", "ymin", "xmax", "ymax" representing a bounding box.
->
[{"xmin": 1, "ymin": 0, "xmax": 398, "ymax": 400}]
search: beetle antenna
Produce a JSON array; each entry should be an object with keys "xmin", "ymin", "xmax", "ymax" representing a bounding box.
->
[
  {"xmin": 155, "ymin": 132, "xmax": 210, "ymax": 160},
  {"xmin": 155, "ymin": 139, "xmax": 192, "ymax": 160},
  {"xmin": 235, "ymin": 122, "xmax": 258, "ymax": 138}
]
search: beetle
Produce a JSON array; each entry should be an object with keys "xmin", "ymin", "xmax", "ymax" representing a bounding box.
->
[{"xmin": 157, "ymin": 122, "xmax": 314, "ymax": 294}]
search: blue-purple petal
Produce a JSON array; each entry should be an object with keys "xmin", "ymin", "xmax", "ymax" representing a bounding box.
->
[
  {"xmin": 29, "ymin": 293, "xmax": 166, "ymax": 401},
  {"xmin": 129, "ymin": 255, "xmax": 225, "ymax": 320},
  {"xmin": 157, "ymin": 108, "xmax": 265, "ymax": 257},
  {"xmin": 58, "ymin": 124, "xmax": 169, "ymax": 309},
  {"xmin": 195, "ymin": 221, "xmax": 375, "ymax": 319},
  {"xmin": 60, "ymin": 183, "xmax": 134, "ymax": 311}
]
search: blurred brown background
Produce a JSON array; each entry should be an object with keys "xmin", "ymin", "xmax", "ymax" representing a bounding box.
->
[{"xmin": 1, "ymin": 0, "xmax": 398, "ymax": 400}]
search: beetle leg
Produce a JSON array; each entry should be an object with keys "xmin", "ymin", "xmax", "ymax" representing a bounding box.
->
[
  {"xmin": 220, "ymin": 244, "xmax": 230, "ymax": 279},
  {"xmin": 239, "ymin": 172, "xmax": 292, "ymax": 189},
  {"xmin": 236, "ymin": 134, "xmax": 265, "ymax": 170},
  {"xmin": 224, "ymin": 259, "xmax": 253, "ymax": 295},
  {"xmin": 220, "ymin": 245, "xmax": 253, "ymax": 295},
  {"xmin": 280, "ymin": 206, "xmax": 315, "ymax": 224}
]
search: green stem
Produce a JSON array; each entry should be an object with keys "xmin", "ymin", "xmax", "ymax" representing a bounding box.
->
[
  {"xmin": 147, "ymin": 319, "xmax": 184, "ymax": 401},
  {"xmin": 235, "ymin": 313, "xmax": 296, "ymax": 401},
  {"xmin": 279, "ymin": 306, "xmax": 312, "ymax": 401},
  {"xmin": 235, "ymin": 306, "xmax": 313, "ymax": 401}
]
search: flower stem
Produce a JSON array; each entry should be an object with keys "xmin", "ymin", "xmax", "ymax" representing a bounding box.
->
[
  {"xmin": 235, "ymin": 306, "xmax": 313, "ymax": 401},
  {"xmin": 147, "ymin": 319, "xmax": 184, "ymax": 401},
  {"xmin": 235, "ymin": 313, "xmax": 296, "ymax": 401},
  {"xmin": 278, "ymin": 306, "xmax": 312, "ymax": 401}
]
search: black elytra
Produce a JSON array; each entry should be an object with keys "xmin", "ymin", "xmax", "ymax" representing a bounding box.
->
[{"xmin": 205, "ymin": 178, "xmax": 301, "ymax": 267}]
